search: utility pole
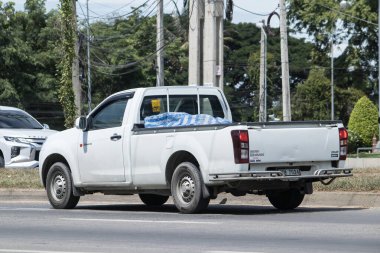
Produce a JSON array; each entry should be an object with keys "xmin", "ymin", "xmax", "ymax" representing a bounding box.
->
[
  {"xmin": 331, "ymin": 34, "xmax": 334, "ymax": 120},
  {"xmin": 188, "ymin": 0, "xmax": 224, "ymax": 89},
  {"xmin": 156, "ymin": 0, "xmax": 164, "ymax": 86},
  {"xmin": 259, "ymin": 23, "xmax": 267, "ymax": 122},
  {"xmin": 86, "ymin": 0, "xmax": 92, "ymax": 113},
  {"xmin": 203, "ymin": 0, "xmax": 224, "ymax": 89},
  {"xmin": 188, "ymin": 0, "xmax": 204, "ymax": 86},
  {"xmin": 279, "ymin": 0, "xmax": 291, "ymax": 121},
  {"xmin": 72, "ymin": 0, "xmax": 82, "ymax": 116}
]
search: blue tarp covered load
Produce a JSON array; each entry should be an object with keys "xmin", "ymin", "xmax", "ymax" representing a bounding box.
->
[{"xmin": 144, "ymin": 112, "xmax": 232, "ymax": 128}]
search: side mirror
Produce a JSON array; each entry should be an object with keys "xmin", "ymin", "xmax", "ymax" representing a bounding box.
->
[
  {"xmin": 43, "ymin": 124, "xmax": 50, "ymax": 129},
  {"xmin": 75, "ymin": 116, "xmax": 87, "ymax": 131}
]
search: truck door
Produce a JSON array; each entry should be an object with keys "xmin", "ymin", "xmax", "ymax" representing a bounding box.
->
[{"xmin": 78, "ymin": 97, "xmax": 129, "ymax": 183}]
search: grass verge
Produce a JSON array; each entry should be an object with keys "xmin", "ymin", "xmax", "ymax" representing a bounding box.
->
[
  {"xmin": 314, "ymin": 168, "xmax": 380, "ymax": 192},
  {"xmin": 0, "ymin": 168, "xmax": 379, "ymax": 192},
  {"xmin": 0, "ymin": 169, "xmax": 42, "ymax": 189},
  {"xmin": 348, "ymin": 153, "xmax": 380, "ymax": 158}
]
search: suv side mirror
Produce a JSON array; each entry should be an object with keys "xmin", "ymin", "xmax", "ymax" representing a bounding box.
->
[
  {"xmin": 43, "ymin": 124, "xmax": 50, "ymax": 129},
  {"xmin": 75, "ymin": 116, "xmax": 87, "ymax": 131}
]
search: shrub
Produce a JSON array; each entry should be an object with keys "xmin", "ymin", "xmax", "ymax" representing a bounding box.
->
[{"xmin": 348, "ymin": 96, "xmax": 378, "ymax": 152}]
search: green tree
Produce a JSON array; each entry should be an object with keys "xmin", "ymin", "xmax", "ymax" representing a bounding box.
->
[
  {"xmin": 223, "ymin": 22, "xmax": 314, "ymax": 121},
  {"xmin": 0, "ymin": 0, "xmax": 60, "ymax": 107},
  {"xmin": 292, "ymin": 67, "xmax": 363, "ymax": 123},
  {"xmin": 288, "ymin": 0, "xmax": 378, "ymax": 95},
  {"xmin": 292, "ymin": 68, "xmax": 331, "ymax": 120},
  {"xmin": 348, "ymin": 96, "xmax": 379, "ymax": 151}
]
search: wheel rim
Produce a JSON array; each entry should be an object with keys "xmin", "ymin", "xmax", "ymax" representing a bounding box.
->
[
  {"xmin": 50, "ymin": 173, "xmax": 66, "ymax": 202},
  {"xmin": 177, "ymin": 174, "xmax": 195, "ymax": 204}
]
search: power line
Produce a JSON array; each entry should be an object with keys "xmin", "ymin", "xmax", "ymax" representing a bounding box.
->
[
  {"xmin": 94, "ymin": 0, "xmax": 141, "ymax": 18},
  {"xmin": 78, "ymin": 0, "xmax": 158, "ymax": 42},
  {"xmin": 316, "ymin": 2, "xmax": 378, "ymax": 26},
  {"xmin": 77, "ymin": 0, "xmax": 153, "ymax": 21},
  {"xmin": 234, "ymin": 4, "xmax": 277, "ymax": 17}
]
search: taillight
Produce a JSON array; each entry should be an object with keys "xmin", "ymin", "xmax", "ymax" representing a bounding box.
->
[
  {"xmin": 231, "ymin": 130, "xmax": 249, "ymax": 164},
  {"xmin": 339, "ymin": 128, "xmax": 348, "ymax": 160}
]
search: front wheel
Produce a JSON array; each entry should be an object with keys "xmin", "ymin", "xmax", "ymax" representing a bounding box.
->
[
  {"xmin": 171, "ymin": 162, "xmax": 210, "ymax": 214},
  {"xmin": 267, "ymin": 189, "xmax": 304, "ymax": 210},
  {"xmin": 46, "ymin": 162, "xmax": 80, "ymax": 209},
  {"xmin": 139, "ymin": 194, "xmax": 169, "ymax": 206}
]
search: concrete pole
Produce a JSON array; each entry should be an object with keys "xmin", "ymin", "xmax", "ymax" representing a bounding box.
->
[
  {"xmin": 279, "ymin": 0, "xmax": 291, "ymax": 121},
  {"xmin": 331, "ymin": 34, "xmax": 334, "ymax": 120},
  {"xmin": 203, "ymin": 0, "xmax": 224, "ymax": 89},
  {"xmin": 86, "ymin": 0, "xmax": 92, "ymax": 113},
  {"xmin": 188, "ymin": 0, "xmax": 204, "ymax": 86},
  {"xmin": 72, "ymin": 0, "xmax": 82, "ymax": 116},
  {"xmin": 259, "ymin": 25, "xmax": 267, "ymax": 122},
  {"xmin": 156, "ymin": 0, "xmax": 164, "ymax": 87}
]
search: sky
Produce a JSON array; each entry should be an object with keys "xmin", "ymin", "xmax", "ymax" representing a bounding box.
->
[{"xmin": 11, "ymin": 0, "xmax": 281, "ymax": 25}]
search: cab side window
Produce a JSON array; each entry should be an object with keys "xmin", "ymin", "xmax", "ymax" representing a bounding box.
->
[
  {"xmin": 89, "ymin": 99, "xmax": 127, "ymax": 130},
  {"xmin": 200, "ymin": 95, "xmax": 225, "ymax": 118}
]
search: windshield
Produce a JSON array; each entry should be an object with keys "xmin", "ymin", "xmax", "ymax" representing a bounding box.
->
[{"xmin": 0, "ymin": 110, "xmax": 43, "ymax": 129}]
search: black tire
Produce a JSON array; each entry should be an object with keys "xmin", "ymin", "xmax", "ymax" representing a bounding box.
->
[
  {"xmin": 0, "ymin": 154, "xmax": 4, "ymax": 168},
  {"xmin": 171, "ymin": 162, "xmax": 210, "ymax": 214},
  {"xmin": 267, "ymin": 189, "xmax": 305, "ymax": 210},
  {"xmin": 46, "ymin": 162, "xmax": 80, "ymax": 209},
  {"xmin": 139, "ymin": 194, "xmax": 169, "ymax": 206}
]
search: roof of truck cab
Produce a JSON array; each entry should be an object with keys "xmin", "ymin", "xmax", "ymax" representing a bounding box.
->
[{"xmin": 110, "ymin": 86, "xmax": 221, "ymax": 97}]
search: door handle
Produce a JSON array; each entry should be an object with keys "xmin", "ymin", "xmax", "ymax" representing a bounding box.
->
[{"xmin": 110, "ymin": 134, "xmax": 122, "ymax": 141}]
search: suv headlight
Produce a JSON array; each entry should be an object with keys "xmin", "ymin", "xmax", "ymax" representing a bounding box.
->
[{"xmin": 4, "ymin": 136, "xmax": 32, "ymax": 144}]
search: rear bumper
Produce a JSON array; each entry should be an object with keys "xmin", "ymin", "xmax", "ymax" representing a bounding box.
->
[{"xmin": 209, "ymin": 168, "xmax": 353, "ymax": 182}]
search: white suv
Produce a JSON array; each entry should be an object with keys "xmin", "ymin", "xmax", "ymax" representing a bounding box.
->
[{"xmin": 0, "ymin": 106, "xmax": 57, "ymax": 168}]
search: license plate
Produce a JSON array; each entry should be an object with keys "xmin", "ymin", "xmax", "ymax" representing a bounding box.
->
[{"xmin": 279, "ymin": 168, "xmax": 301, "ymax": 176}]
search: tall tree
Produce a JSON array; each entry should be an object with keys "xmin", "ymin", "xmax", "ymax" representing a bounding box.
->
[
  {"xmin": 292, "ymin": 67, "xmax": 363, "ymax": 124},
  {"xmin": 288, "ymin": 0, "xmax": 378, "ymax": 95}
]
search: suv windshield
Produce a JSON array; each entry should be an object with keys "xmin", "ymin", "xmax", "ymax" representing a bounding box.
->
[{"xmin": 0, "ymin": 110, "xmax": 43, "ymax": 129}]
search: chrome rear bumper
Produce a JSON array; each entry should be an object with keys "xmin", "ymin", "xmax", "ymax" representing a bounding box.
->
[{"xmin": 209, "ymin": 168, "xmax": 353, "ymax": 182}]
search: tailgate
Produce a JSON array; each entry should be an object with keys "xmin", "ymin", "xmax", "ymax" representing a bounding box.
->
[{"xmin": 248, "ymin": 125, "xmax": 340, "ymax": 163}]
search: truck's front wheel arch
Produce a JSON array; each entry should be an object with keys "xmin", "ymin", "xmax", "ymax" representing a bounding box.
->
[{"xmin": 41, "ymin": 154, "xmax": 70, "ymax": 188}]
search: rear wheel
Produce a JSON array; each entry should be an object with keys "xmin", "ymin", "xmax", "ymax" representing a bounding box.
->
[
  {"xmin": 46, "ymin": 162, "xmax": 80, "ymax": 209},
  {"xmin": 0, "ymin": 154, "xmax": 4, "ymax": 168},
  {"xmin": 139, "ymin": 194, "xmax": 169, "ymax": 206},
  {"xmin": 171, "ymin": 162, "xmax": 210, "ymax": 214},
  {"xmin": 267, "ymin": 189, "xmax": 304, "ymax": 210}
]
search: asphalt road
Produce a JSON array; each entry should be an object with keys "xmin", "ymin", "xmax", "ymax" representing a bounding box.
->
[{"xmin": 0, "ymin": 200, "xmax": 379, "ymax": 253}]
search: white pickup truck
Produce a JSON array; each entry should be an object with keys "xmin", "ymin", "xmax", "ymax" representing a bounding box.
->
[{"xmin": 39, "ymin": 86, "xmax": 352, "ymax": 213}]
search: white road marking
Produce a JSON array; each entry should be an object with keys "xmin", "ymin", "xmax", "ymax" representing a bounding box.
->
[
  {"xmin": 61, "ymin": 217, "xmax": 221, "ymax": 225},
  {"xmin": 0, "ymin": 207, "xmax": 50, "ymax": 211},
  {"xmin": 205, "ymin": 251, "xmax": 265, "ymax": 253},
  {"xmin": 0, "ymin": 250, "xmax": 94, "ymax": 253}
]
